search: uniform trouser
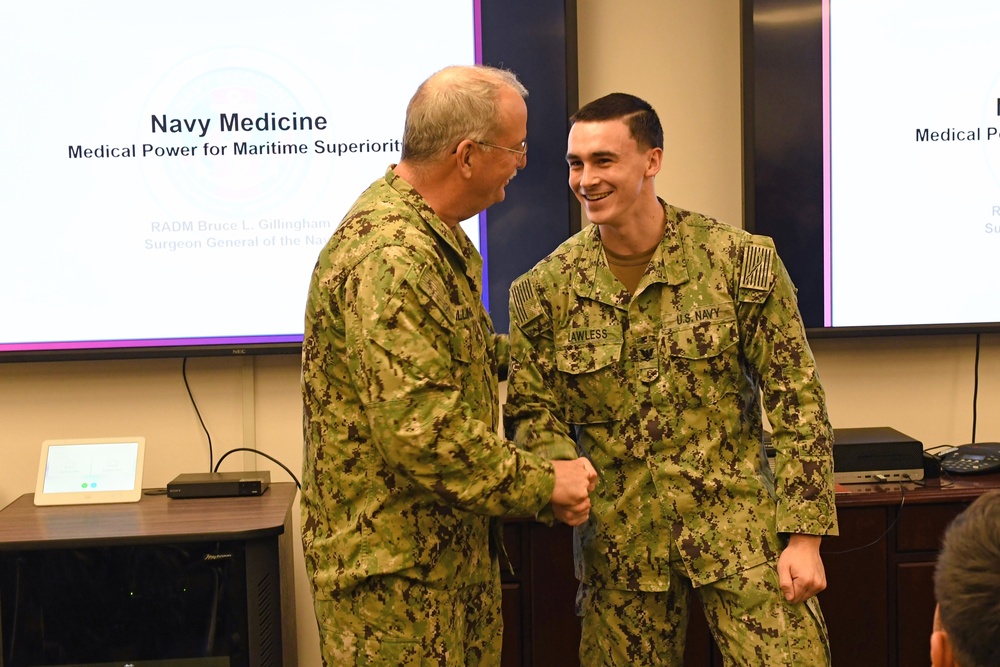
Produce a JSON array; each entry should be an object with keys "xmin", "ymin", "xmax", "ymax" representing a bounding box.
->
[
  {"xmin": 578, "ymin": 555, "xmax": 832, "ymax": 667},
  {"xmin": 313, "ymin": 571, "xmax": 503, "ymax": 667}
]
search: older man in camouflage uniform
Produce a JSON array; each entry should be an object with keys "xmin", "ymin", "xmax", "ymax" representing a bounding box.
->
[
  {"xmin": 505, "ymin": 93, "xmax": 838, "ymax": 666},
  {"xmin": 301, "ymin": 65, "xmax": 597, "ymax": 667}
]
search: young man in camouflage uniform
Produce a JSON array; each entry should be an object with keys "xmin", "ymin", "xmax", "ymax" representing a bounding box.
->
[
  {"xmin": 301, "ymin": 66, "xmax": 597, "ymax": 666},
  {"xmin": 505, "ymin": 93, "xmax": 838, "ymax": 666}
]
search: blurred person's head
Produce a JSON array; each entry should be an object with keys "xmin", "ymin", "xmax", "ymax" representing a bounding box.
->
[{"xmin": 931, "ymin": 489, "xmax": 1000, "ymax": 667}]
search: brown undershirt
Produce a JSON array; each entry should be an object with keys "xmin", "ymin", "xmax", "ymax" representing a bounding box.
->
[{"xmin": 603, "ymin": 243, "xmax": 657, "ymax": 295}]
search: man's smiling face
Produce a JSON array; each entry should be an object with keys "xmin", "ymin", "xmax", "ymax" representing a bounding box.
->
[{"xmin": 566, "ymin": 118, "xmax": 659, "ymax": 228}]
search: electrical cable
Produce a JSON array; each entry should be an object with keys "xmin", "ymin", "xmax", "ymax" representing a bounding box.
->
[
  {"xmin": 182, "ymin": 357, "xmax": 214, "ymax": 472},
  {"xmin": 215, "ymin": 447, "xmax": 301, "ymax": 489},
  {"xmin": 182, "ymin": 359, "xmax": 299, "ymax": 489},
  {"xmin": 6, "ymin": 557, "xmax": 23, "ymax": 663},
  {"xmin": 972, "ymin": 333, "xmax": 981, "ymax": 444},
  {"xmin": 824, "ymin": 480, "xmax": 906, "ymax": 556}
]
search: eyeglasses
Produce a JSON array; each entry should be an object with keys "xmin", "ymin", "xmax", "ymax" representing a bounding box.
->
[{"xmin": 475, "ymin": 140, "xmax": 528, "ymax": 165}]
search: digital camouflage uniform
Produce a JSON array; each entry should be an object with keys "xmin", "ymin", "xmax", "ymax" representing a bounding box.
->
[
  {"xmin": 505, "ymin": 200, "xmax": 839, "ymax": 666},
  {"xmin": 301, "ymin": 167, "xmax": 557, "ymax": 666}
]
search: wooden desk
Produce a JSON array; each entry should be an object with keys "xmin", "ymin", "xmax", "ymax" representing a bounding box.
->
[
  {"xmin": 821, "ymin": 474, "xmax": 1000, "ymax": 667},
  {"xmin": 500, "ymin": 474, "xmax": 1000, "ymax": 667},
  {"xmin": 0, "ymin": 483, "xmax": 298, "ymax": 667}
]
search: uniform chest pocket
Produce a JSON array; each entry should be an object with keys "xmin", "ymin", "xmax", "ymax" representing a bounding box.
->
[
  {"xmin": 661, "ymin": 320, "xmax": 739, "ymax": 408},
  {"xmin": 451, "ymin": 319, "xmax": 486, "ymax": 365},
  {"xmin": 555, "ymin": 342, "xmax": 624, "ymax": 424}
]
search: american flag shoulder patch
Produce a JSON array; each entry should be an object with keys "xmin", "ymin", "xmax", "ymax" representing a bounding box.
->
[
  {"xmin": 510, "ymin": 276, "xmax": 543, "ymax": 325},
  {"xmin": 739, "ymin": 243, "xmax": 774, "ymax": 291},
  {"xmin": 417, "ymin": 270, "xmax": 446, "ymax": 304}
]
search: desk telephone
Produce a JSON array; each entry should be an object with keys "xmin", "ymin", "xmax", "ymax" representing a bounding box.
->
[{"xmin": 940, "ymin": 443, "xmax": 1000, "ymax": 475}]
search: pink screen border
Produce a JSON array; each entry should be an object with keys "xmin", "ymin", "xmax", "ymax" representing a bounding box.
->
[{"xmin": 822, "ymin": 0, "xmax": 832, "ymax": 326}]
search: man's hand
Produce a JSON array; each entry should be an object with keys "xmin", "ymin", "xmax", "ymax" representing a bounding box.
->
[
  {"xmin": 777, "ymin": 534, "xmax": 827, "ymax": 604},
  {"xmin": 550, "ymin": 458, "xmax": 598, "ymax": 526}
]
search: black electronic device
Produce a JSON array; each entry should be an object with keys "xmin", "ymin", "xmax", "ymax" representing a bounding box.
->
[
  {"xmin": 831, "ymin": 427, "xmax": 924, "ymax": 484},
  {"xmin": 167, "ymin": 470, "xmax": 270, "ymax": 499},
  {"xmin": 940, "ymin": 443, "xmax": 1000, "ymax": 475},
  {"xmin": 763, "ymin": 427, "xmax": 924, "ymax": 483}
]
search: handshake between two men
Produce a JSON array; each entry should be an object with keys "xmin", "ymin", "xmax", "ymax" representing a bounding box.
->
[{"xmin": 550, "ymin": 458, "xmax": 598, "ymax": 526}]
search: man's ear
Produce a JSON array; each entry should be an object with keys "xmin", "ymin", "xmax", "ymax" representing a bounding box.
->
[
  {"xmin": 454, "ymin": 139, "xmax": 476, "ymax": 177},
  {"xmin": 646, "ymin": 146, "xmax": 663, "ymax": 178},
  {"xmin": 931, "ymin": 629, "xmax": 957, "ymax": 667}
]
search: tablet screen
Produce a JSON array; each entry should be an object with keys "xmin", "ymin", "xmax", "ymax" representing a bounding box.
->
[{"xmin": 34, "ymin": 437, "xmax": 145, "ymax": 506}]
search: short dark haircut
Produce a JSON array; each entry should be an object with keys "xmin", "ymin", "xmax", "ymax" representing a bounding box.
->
[
  {"xmin": 570, "ymin": 93, "xmax": 663, "ymax": 150},
  {"xmin": 934, "ymin": 489, "xmax": 1000, "ymax": 667}
]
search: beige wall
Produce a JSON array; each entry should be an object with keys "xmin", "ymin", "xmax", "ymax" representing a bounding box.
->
[
  {"xmin": 1, "ymin": 3, "xmax": 998, "ymax": 665},
  {"xmin": 578, "ymin": 1, "xmax": 743, "ymax": 226}
]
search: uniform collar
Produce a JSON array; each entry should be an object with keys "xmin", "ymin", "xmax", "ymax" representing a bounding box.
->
[
  {"xmin": 572, "ymin": 198, "xmax": 690, "ymax": 306},
  {"xmin": 571, "ymin": 226, "xmax": 631, "ymax": 308},
  {"xmin": 385, "ymin": 166, "xmax": 484, "ymax": 294},
  {"xmin": 644, "ymin": 199, "xmax": 690, "ymax": 287}
]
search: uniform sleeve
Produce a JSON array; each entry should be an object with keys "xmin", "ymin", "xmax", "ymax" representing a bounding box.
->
[
  {"xmin": 492, "ymin": 331, "xmax": 510, "ymax": 381},
  {"xmin": 504, "ymin": 273, "xmax": 579, "ymax": 461},
  {"xmin": 344, "ymin": 246, "xmax": 555, "ymax": 517},
  {"xmin": 735, "ymin": 236, "xmax": 839, "ymax": 537}
]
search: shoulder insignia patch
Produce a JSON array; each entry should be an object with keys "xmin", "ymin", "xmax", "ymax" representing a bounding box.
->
[
  {"xmin": 417, "ymin": 268, "xmax": 446, "ymax": 305},
  {"xmin": 510, "ymin": 276, "xmax": 543, "ymax": 325},
  {"xmin": 739, "ymin": 243, "xmax": 774, "ymax": 291},
  {"xmin": 415, "ymin": 266, "xmax": 453, "ymax": 312}
]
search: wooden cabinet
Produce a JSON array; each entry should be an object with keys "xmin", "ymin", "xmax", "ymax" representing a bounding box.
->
[
  {"xmin": 821, "ymin": 475, "xmax": 1000, "ymax": 667},
  {"xmin": 818, "ymin": 506, "xmax": 890, "ymax": 664},
  {"xmin": 500, "ymin": 520, "xmax": 581, "ymax": 667},
  {"xmin": 0, "ymin": 484, "xmax": 299, "ymax": 667},
  {"xmin": 501, "ymin": 474, "xmax": 1000, "ymax": 667}
]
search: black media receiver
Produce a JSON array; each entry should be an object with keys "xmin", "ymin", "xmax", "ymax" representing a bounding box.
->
[{"xmin": 167, "ymin": 471, "xmax": 271, "ymax": 499}]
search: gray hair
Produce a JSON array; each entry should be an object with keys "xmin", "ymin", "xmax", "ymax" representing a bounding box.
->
[{"xmin": 400, "ymin": 65, "xmax": 527, "ymax": 163}]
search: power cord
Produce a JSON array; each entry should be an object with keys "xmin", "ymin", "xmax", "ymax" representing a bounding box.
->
[
  {"xmin": 971, "ymin": 332, "xmax": 981, "ymax": 444},
  {"xmin": 215, "ymin": 447, "xmax": 301, "ymax": 489},
  {"xmin": 925, "ymin": 444, "xmax": 957, "ymax": 457},
  {"xmin": 824, "ymin": 479, "xmax": 906, "ymax": 556},
  {"xmin": 911, "ymin": 468, "xmax": 956, "ymax": 489},
  {"xmin": 182, "ymin": 357, "xmax": 214, "ymax": 471},
  {"xmin": 182, "ymin": 357, "xmax": 300, "ymax": 489}
]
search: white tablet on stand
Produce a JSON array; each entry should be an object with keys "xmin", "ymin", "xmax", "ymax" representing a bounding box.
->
[{"xmin": 33, "ymin": 437, "xmax": 146, "ymax": 506}]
